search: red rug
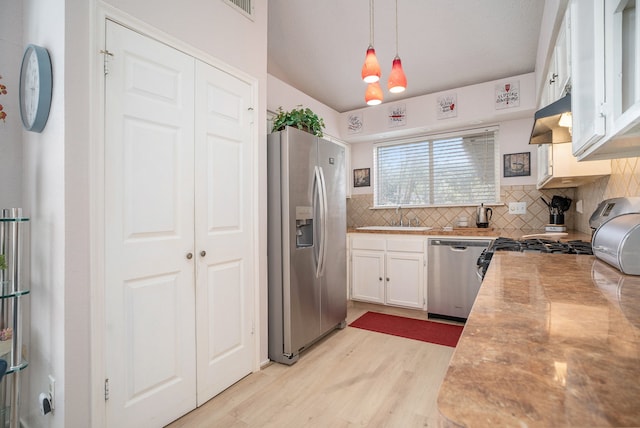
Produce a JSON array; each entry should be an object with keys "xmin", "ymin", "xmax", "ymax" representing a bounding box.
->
[{"xmin": 349, "ymin": 312, "xmax": 463, "ymax": 347}]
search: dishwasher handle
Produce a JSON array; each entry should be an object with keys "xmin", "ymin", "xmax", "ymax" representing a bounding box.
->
[{"xmin": 429, "ymin": 239, "xmax": 492, "ymax": 248}]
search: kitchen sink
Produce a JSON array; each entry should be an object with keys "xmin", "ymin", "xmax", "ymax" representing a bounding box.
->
[{"xmin": 356, "ymin": 226, "xmax": 433, "ymax": 231}]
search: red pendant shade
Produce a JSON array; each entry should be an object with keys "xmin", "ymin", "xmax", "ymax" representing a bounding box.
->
[
  {"xmin": 387, "ymin": 56, "xmax": 407, "ymax": 93},
  {"xmin": 361, "ymin": 46, "xmax": 381, "ymax": 83},
  {"xmin": 361, "ymin": 0, "xmax": 407, "ymax": 105},
  {"xmin": 365, "ymin": 81, "xmax": 384, "ymax": 105}
]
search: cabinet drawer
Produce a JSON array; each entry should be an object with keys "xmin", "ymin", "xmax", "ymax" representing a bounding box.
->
[
  {"xmin": 386, "ymin": 239, "xmax": 424, "ymax": 253},
  {"xmin": 351, "ymin": 237, "xmax": 386, "ymax": 251}
]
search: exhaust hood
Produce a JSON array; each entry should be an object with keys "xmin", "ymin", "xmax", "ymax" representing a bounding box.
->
[{"xmin": 529, "ymin": 93, "xmax": 572, "ymax": 144}]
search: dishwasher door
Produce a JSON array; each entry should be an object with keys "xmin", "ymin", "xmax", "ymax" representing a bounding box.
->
[{"xmin": 428, "ymin": 238, "xmax": 491, "ymax": 320}]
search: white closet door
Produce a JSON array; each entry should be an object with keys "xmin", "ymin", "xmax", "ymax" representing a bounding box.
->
[
  {"xmin": 194, "ymin": 60, "xmax": 254, "ymax": 405},
  {"xmin": 104, "ymin": 21, "xmax": 197, "ymax": 428}
]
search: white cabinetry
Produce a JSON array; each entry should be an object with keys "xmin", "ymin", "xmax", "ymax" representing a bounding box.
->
[
  {"xmin": 350, "ymin": 234, "xmax": 425, "ymax": 310},
  {"xmin": 571, "ymin": 0, "xmax": 640, "ymax": 160},
  {"xmin": 571, "ymin": 0, "xmax": 607, "ymax": 157},
  {"xmin": 351, "ymin": 237, "xmax": 386, "ymax": 304},
  {"xmin": 536, "ymin": 4, "xmax": 611, "ymax": 189},
  {"xmin": 537, "ymin": 142, "xmax": 611, "ymax": 189},
  {"xmin": 542, "ymin": 10, "xmax": 572, "ymax": 108}
]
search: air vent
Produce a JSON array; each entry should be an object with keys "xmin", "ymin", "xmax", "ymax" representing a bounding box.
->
[{"xmin": 224, "ymin": 0, "xmax": 253, "ymax": 20}]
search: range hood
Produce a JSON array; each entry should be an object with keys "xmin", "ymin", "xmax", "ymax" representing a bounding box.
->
[{"xmin": 529, "ymin": 93, "xmax": 572, "ymax": 144}]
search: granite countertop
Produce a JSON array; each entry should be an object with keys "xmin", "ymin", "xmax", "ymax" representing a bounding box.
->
[
  {"xmin": 347, "ymin": 227, "xmax": 592, "ymax": 241},
  {"xmin": 437, "ymin": 252, "xmax": 640, "ymax": 427}
]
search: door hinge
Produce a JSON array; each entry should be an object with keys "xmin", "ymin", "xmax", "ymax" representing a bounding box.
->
[
  {"xmin": 104, "ymin": 378, "xmax": 110, "ymax": 401},
  {"xmin": 100, "ymin": 49, "xmax": 114, "ymax": 75}
]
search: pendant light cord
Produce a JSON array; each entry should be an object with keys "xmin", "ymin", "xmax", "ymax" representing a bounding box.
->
[
  {"xmin": 369, "ymin": 0, "xmax": 374, "ymax": 46},
  {"xmin": 394, "ymin": 0, "xmax": 399, "ymax": 55}
]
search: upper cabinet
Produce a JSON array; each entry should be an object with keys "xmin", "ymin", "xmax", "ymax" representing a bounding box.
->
[
  {"xmin": 536, "ymin": 5, "xmax": 611, "ymax": 190},
  {"xmin": 541, "ymin": 11, "xmax": 572, "ymax": 108},
  {"xmin": 571, "ymin": 0, "xmax": 640, "ymax": 160},
  {"xmin": 537, "ymin": 142, "xmax": 610, "ymax": 189}
]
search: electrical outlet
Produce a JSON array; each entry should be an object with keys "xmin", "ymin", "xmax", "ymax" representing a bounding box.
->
[
  {"xmin": 48, "ymin": 375, "xmax": 55, "ymax": 412},
  {"xmin": 508, "ymin": 202, "xmax": 527, "ymax": 215}
]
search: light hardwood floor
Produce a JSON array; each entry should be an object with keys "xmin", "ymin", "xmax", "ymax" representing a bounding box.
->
[{"xmin": 166, "ymin": 302, "xmax": 456, "ymax": 427}]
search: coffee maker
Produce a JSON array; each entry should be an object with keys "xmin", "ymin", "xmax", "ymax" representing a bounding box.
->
[{"xmin": 476, "ymin": 203, "xmax": 492, "ymax": 228}]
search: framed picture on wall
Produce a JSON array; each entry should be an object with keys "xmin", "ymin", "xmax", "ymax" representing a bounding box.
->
[
  {"xmin": 353, "ymin": 168, "xmax": 370, "ymax": 187},
  {"xmin": 503, "ymin": 152, "xmax": 531, "ymax": 177}
]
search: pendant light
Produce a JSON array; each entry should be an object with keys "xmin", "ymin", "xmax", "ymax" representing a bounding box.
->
[
  {"xmin": 365, "ymin": 82, "xmax": 384, "ymax": 105},
  {"xmin": 387, "ymin": 0, "xmax": 407, "ymax": 93},
  {"xmin": 361, "ymin": 0, "xmax": 381, "ymax": 83}
]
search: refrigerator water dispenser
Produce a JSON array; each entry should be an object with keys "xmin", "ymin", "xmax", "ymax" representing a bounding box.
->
[{"xmin": 296, "ymin": 206, "xmax": 314, "ymax": 248}]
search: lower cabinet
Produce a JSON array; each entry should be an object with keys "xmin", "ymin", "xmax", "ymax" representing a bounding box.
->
[{"xmin": 350, "ymin": 234, "xmax": 425, "ymax": 310}]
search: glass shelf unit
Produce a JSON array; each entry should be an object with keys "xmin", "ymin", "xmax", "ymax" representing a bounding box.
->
[{"xmin": 0, "ymin": 210, "xmax": 29, "ymax": 428}]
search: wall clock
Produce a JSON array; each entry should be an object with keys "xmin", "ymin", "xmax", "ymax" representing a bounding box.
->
[{"xmin": 19, "ymin": 44, "xmax": 53, "ymax": 133}]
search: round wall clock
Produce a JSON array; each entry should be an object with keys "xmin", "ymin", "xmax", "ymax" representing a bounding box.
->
[{"xmin": 19, "ymin": 44, "xmax": 53, "ymax": 133}]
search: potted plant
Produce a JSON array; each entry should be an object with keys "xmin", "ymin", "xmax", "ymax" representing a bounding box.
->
[
  {"xmin": 0, "ymin": 254, "xmax": 5, "ymax": 271},
  {"xmin": 272, "ymin": 106, "xmax": 326, "ymax": 137}
]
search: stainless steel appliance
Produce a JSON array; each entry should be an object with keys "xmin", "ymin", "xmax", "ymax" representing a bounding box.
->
[
  {"xmin": 428, "ymin": 238, "xmax": 491, "ymax": 320},
  {"xmin": 593, "ymin": 214, "xmax": 640, "ymax": 275},
  {"xmin": 588, "ymin": 197, "xmax": 640, "ymax": 231},
  {"xmin": 476, "ymin": 204, "xmax": 492, "ymax": 228},
  {"xmin": 267, "ymin": 126, "xmax": 347, "ymax": 365},
  {"xmin": 528, "ymin": 93, "xmax": 572, "ymax": 145},
  {"xmin": 590, "ymin": 197, "xmax": 640, "ymax": 275}
]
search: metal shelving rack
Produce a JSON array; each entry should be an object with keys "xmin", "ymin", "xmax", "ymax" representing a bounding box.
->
[{"xmin": 0, "ymin": 209, "xmax": 29, "ymax": 428}]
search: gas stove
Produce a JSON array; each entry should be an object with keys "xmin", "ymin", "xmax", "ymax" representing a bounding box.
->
[{"xmin": 477, "ymin": 237, "xmax": 593, "ymax": 278}]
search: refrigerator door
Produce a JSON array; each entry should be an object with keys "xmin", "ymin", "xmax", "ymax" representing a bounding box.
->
[
  {"xmin": 268, "ymin": 128, "xmax": 317, "ymax": 363},
  {"xmin": 267, "ymin": 127, "xmax": 347, "ymax": 365},
  {"xmin": 317, "ymin": 139, "xmax": 347, "ymax": 333},
  {"xmin": 283, "ymin": 128, "xmax": 323, "ymax": 356}
]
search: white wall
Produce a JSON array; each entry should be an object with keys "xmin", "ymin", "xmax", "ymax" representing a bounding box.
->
[
  {"xmin": 341, "ymin": 73, "xmax": 540, "ymax": 195},
  {"xmin": 18, "ymin": 1, "xmax": 269, "ymax": 427},
  {"xmin": 338, "ymin": 72, "xmax": 536, "ymax": 143},
  {"xmin": 267, "ymin": 74, "xmax": 341, "ymax": 139},
  {"xmin": 349, "ymin": 116, "xmax": 537, "ymax": 198},
  {"xmin": 22, "ymin": 0, "xmax": 68, "ymax": 427}
]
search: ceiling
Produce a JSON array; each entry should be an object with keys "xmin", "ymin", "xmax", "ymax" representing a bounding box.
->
[{"xmin": 268, "ymin": 1, "xmax": 546, "ymax": 113}]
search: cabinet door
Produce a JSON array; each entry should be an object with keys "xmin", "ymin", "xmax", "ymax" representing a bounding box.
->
[
  {"xmin": 554, "ymin": 14, "xmax": 571, "ymax": 100},
  {"xmin": 351, "ymin": 250, "xmax": 385, "ymax": 304},
  {"xmin": 537, "ymin": 144, "xmax": 552, "ymax": 187},
  {"xmin": 609, "ymin": 0, "xmax": 640, "ymax": 137},
  {"xmin": 385, "ymin": 251, "xmax": 425, "ymax": 309},
  {"xmin": 571, "ymin": 0, "xmax": 607, "ymax": 156},
  {"xmin": 194, "ymin": 60, "xmax": 254, "ymax": 405},
  {"xmin": 104, "ymin": 21, "xmax": 197, "ymax": 428}
]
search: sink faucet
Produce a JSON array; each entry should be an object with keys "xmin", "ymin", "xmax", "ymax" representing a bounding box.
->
[{"xmin": 396, "ymin": 206, "xmax": 403, "ymax": 227}]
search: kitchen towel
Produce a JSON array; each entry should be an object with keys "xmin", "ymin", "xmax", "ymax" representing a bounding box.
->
[{"xmin": 349, "ymin": 311, "xmax": 463, "ymax": 347}]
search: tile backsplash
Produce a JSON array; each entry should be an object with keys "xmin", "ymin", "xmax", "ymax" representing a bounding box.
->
[
  {"xmin": 575, "ymin": 157, "xmax": 640, "ymax": 234},
  {"xmin": 348, "ymin": 157, "xmax": 640, "ymax": 233},
  {"xmin": 347, "ymin": 185, "xmax": 576, "ymax": 231}
]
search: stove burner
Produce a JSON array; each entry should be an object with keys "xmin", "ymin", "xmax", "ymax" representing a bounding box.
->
[{"xmin": 476, "ymin": 237, "xmax": 593, "ymax": 278}]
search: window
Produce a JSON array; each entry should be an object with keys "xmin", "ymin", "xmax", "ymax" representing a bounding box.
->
[{"xmin": 374, "ymin": 128, "xmax": 499, "ymax": 207}]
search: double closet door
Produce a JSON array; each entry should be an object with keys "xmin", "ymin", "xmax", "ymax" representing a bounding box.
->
[{"xmin": 104, "ymin": 21, "xmax": 255, "ymax": 427}]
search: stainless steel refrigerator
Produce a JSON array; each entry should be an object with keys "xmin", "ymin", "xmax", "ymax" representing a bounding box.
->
[{"xmin": 267, "ymin": 126, "xmax": 347, "ymax": 365}]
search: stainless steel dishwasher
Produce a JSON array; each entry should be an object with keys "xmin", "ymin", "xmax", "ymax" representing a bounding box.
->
[{"xmin": 427, "ymin": 238, "xmax": 491, "ymax": 321}]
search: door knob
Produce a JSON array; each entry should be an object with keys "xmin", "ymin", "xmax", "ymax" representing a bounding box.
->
[
  {"xmin": 186, "ymin": 253, "xmax": 193, "ymax": 260},
  {"xmin": 200, "ymin": 250, "xmax": 206, "ymax": 257}
]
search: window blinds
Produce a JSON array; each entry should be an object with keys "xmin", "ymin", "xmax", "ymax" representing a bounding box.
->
[{"xmin": 374, "ymin": 129, "xmax": 498, "ymax": 207}]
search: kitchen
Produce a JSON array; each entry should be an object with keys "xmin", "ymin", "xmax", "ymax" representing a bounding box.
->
[{"xmin": 1, "ymin": 0, "xmax": 639, "ymax": 427}]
